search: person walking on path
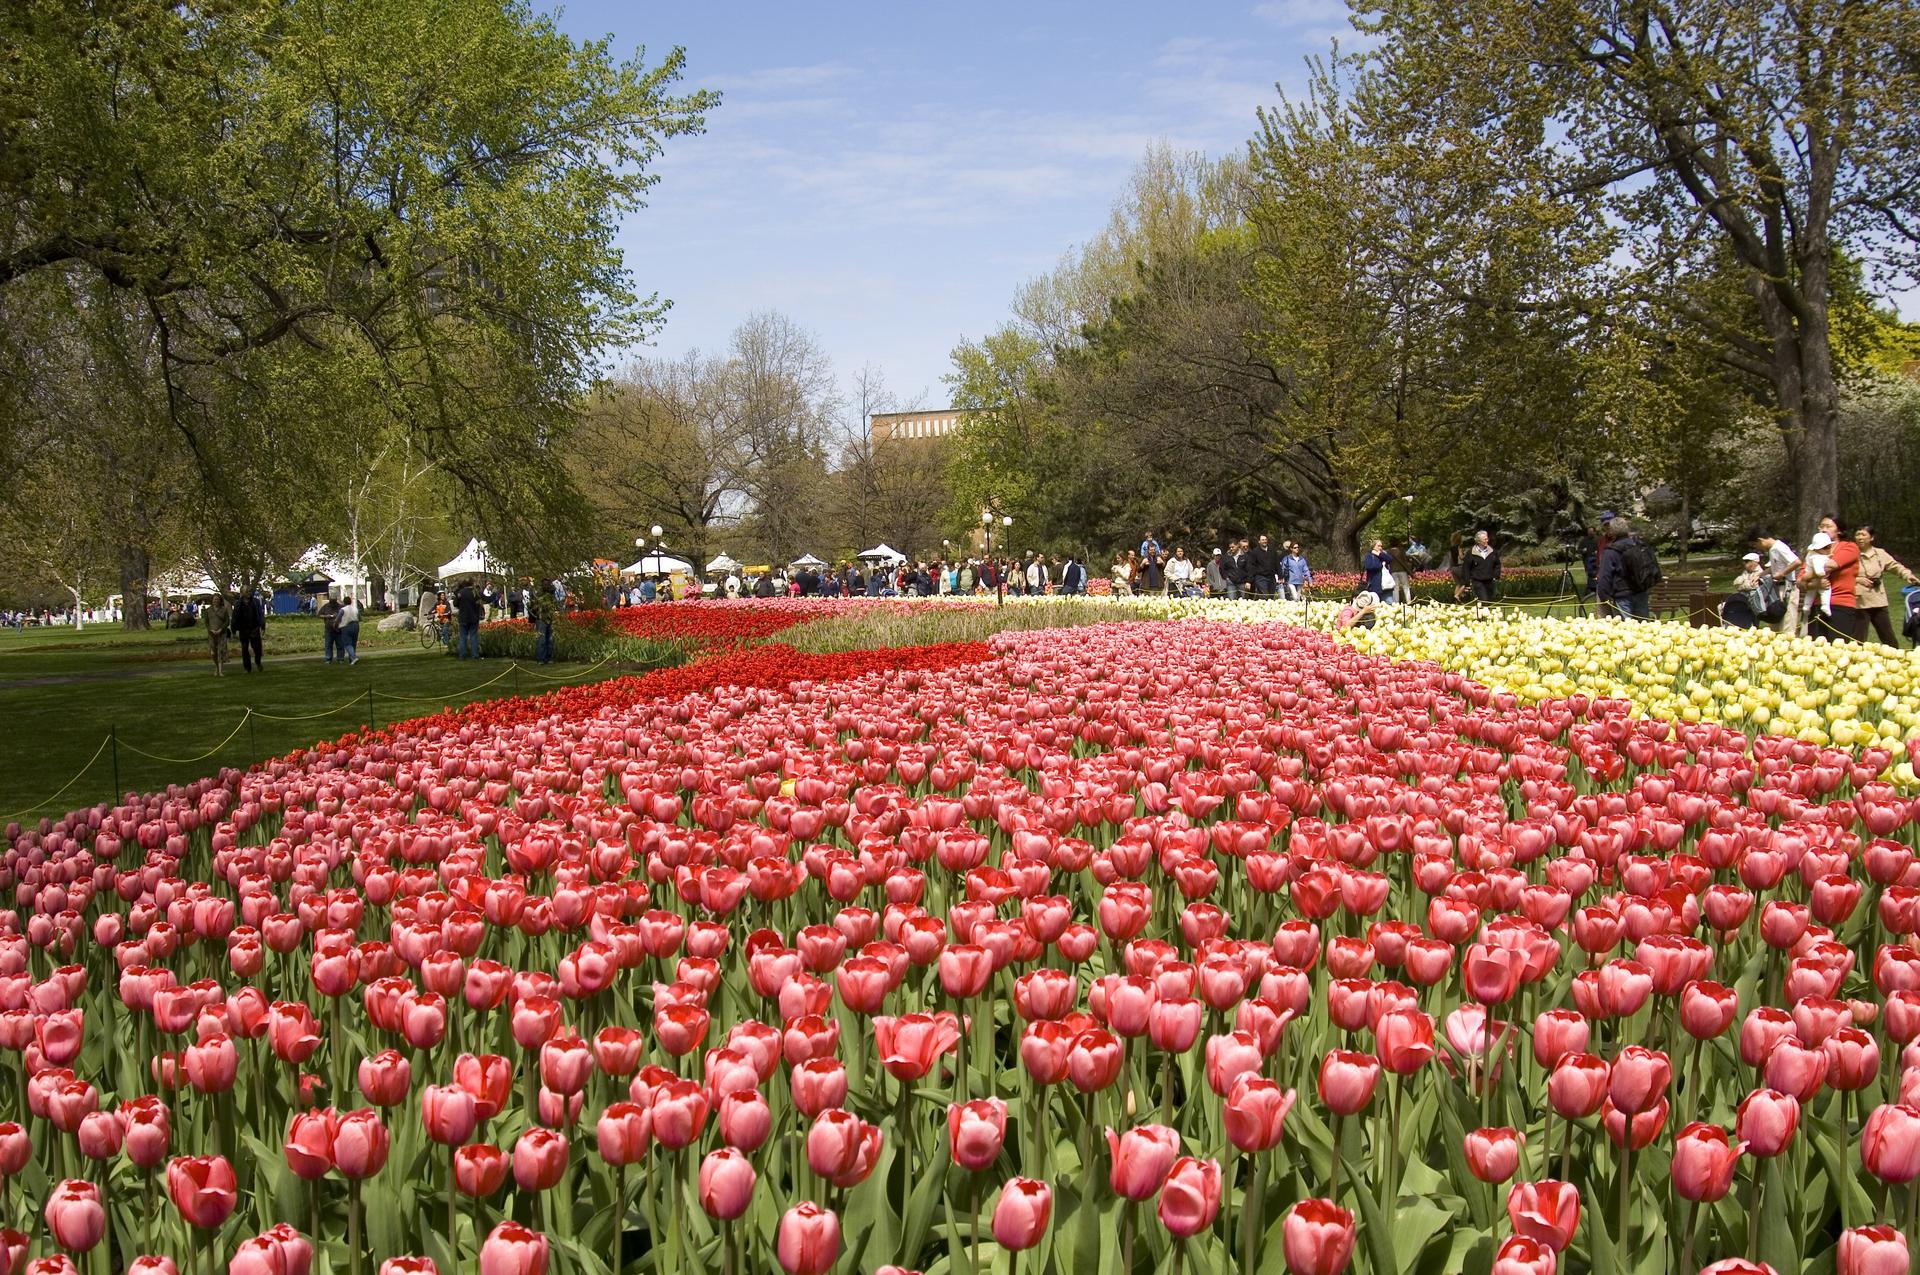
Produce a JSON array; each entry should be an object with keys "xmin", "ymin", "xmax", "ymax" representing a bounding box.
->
[
  {"xmin": 337, "ymin": 595, "xmax": 361, "ymax": 665},
  {"xmin": 1248, "ymin": 535, "xmax": 1279, "ymax": 598},
  {"xmin": 317, "ymin": 594, "xmax": 342, "ymax": 664},
  {"xmin": 1281, "ymin": 541, "xmax": 1314, "ymax": 601},
  {"xmin": 453, "ymin": 581, "xmax": 483, "ymax": 659},
  {"xmin": 1466, "ymin": 530, "xmax": 1502, "ymax": 603},
  {"xmin": 231, "ymin": 589, "xmax": 265, "ymax": 672},
  {"xmin": 1853, "ymin": 526, "xmax": 1917, "ymax": 647},
  {"xmin": 203, "ymin": 593, "xmax": 230, "ymax": 676},
  {"xmin": 532, "ymin": 582, "xmax": 558, "ymax": 664}
]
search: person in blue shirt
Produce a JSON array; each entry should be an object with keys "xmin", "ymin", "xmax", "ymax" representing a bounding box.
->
[
  {"xmin": 1281, "ymin": 542, "xmax": 1314, "ymax": 598},
  {"xmin": 1364, "ymin": 539, "xmax": 1393, "ymax": 599}
]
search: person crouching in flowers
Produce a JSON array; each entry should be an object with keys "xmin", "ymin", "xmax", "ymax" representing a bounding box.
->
[{"xmin": 1336, "ymin": 591, "xmax": 1379, "ymax": 632}]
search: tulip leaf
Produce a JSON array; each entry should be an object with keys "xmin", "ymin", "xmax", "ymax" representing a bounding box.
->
[
  {"xmin": 1430, "ymin": 1083, "xmax": 1492, "ymax": 1233},
  {"xmin": 1757, "ymin": 1158, "xmax": 1801, "ymax": 1273},
  {"xmin": 1806, "ymin": 1113, "xmax": 1871, "ymax": 1229},
  {"xmin": 1582, "ymin": 1172, "xmax": 1618, "ymax": 1275},
  {"xmin": 1417, "ymin": 1227, "xmax": 1492, "ymax": 1275},
  {"xmin": 902, "ymin": 1156, "xmax": 951, "ymax": 1265},
  {"xmin": 1349, "ymin": 1163, "xmax": 1400, "ymax": 1275}
]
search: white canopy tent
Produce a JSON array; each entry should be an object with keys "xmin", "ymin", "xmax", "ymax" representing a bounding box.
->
[
  {"xmin": 704, "ymin": 554, "xmax": 742, "ymax": 574},
  {"xmin": 789, "ymin": 554, "xmax": 828, "ymax": 569},
  {"xmin": 437, "ymin": 538, "xmax": 506, "ymax": 582},
  {"xmin": 288, "ymin": 545, "xmax": 372, "ymax": 597},
  {"xmin": 624, "ymin": 552, "xmax": 694, "ymax": 576},
  {"xmin": 857, "ymin": 544, "xmax": 906, "ymax": 566}
]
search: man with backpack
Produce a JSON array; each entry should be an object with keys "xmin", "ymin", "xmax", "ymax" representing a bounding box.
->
[{"xmin": 1596, "ymin": 516, "xmax": 1661, "ymax": 619}]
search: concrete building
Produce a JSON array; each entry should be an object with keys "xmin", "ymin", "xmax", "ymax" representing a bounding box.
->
[{"xmin": 871, "ymin": 408, "xmax": 967, "ymax": 444}]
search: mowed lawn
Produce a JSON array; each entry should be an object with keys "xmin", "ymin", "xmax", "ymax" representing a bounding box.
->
[{"xmin": 0, "ymin": 617, "xmax": 632, "ymax": 821}]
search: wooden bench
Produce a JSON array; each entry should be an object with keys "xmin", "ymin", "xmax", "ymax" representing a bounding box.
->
[{"xmin": 1648, "ymin": 575, "xmax": 1710, "ymax": 622}]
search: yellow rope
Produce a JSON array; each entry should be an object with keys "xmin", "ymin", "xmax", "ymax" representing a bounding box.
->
[
  {"xmin": 371, "ymin": 664, "xmax": 516, "ymax": 703},
  {"xmin": 250, "ymin": 693, "xmax": 376, "ymax": 722},
  {"xmin": 512, "ymin": 655, "xmax": 617, "ymax": 682},
  {"xmin": 115, "ymin": 712, "xmax": 255, "ymax": 765},
  {"xmin": 1, "ymin": 736, "xmax": 112, "ymax": 822}
]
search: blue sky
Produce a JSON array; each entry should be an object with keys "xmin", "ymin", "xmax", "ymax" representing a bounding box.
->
[{"xmin": 548, "ymin": 1, "xmax": 1350, "ymax": 413}]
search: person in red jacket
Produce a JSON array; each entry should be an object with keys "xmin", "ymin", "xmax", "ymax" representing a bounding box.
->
[{"xmin": 1806, "ymin": 516, "xmax": 1861, "ymax": 641}]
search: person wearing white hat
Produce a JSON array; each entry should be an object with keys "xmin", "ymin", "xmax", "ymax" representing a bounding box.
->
[
  {"xmin": 1721, "ymin": 553, "xmax": 1766, "ymax": 627},
  {"xmin": 1799, "ymin": 530, "xmax": 1835, "ymax": 638}
]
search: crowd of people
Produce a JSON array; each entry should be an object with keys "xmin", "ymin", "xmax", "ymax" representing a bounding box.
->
[{"xmin": 1727, "ymin": 518, "xmax": 1918, "ymax": 644}]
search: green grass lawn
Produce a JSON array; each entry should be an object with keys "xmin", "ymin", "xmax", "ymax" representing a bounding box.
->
[{"xmin": 0, "ymin": 619, "xmax": 635, "ymax": 822}]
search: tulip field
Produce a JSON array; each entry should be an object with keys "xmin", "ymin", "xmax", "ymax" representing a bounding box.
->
[{"xmin": 6, "ymin": 601, "xmax": 1920, "ymax": 1275}]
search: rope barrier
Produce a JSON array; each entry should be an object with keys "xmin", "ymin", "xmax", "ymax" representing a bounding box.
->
[
  {"xmin": 1, "ymin": 736, "xmax": 111, "ymax": 823},
  {"xmin": 512, "ymin": 655, "xmax": 618, "ymax": 682},
  {"xmin": 115, "ymin": 712, "xmax": 255, "ymax": 765},
  {"xmin": 371, "ymin": 663, "xmax": 517, "ymax": 703},
  {"xmin": 250, "ymin": 693, "xmax": 378, "ymax": 722}
]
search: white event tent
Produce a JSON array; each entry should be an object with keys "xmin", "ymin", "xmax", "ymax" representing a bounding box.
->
[
  {"xmin": 437, "ymin": 538, "xmax": 506, "ymax": 582},
  {"xmin": 857, "ymin": 544, "xmax": 905, "ymax": 566}
]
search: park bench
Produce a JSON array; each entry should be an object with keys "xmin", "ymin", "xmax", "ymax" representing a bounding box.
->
[{"xmin": 1648, "ymin": 575, "xmax": 1712, "ymax": 623}]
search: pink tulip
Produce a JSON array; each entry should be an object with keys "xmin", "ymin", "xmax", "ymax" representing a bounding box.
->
[
  {"xmin": 775, "ymin": 1202, "xmax": 840, "ymax": 1275},
  {"xmin": 698, "ymin": 1147, "xmax": 757, "ymax": 1220},
  {"xmin": 947, "ymin": 1098, "xmax": 1008, "ymax": 1171},
  {"xmin": 991, "ymin": 1178, "xmax": 1052, "ymax": 1251},
  {"xmin": 1282, "ymin": 1198, "xmax": 1356, "ymax": 1275},
  {"xmin": 1837, "ymin": 1224, "xmax": 1908, "ymax": 1275},
  {"xmin": 1156, "ymin": 1156, "xmax": 1222, "ymax": 1237},
  {"xmin": 478, "ymin": 1222, "xmax": 548, "ymax": 1275}
]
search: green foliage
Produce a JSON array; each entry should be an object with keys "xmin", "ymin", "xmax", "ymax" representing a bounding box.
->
[{"xmin": 0, "ymin": 0, "xmax": 717, "ymax": 592}]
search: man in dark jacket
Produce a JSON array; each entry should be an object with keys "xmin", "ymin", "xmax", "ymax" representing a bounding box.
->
[
  {"xmin": 1061, "ymin": 555, "xmax": 1086, "ymax": 595},
  {"xmin": 231, "ymin": 589, "xmax": 265, "ymax": 672},
  {"xmin": 453, "ymin": 581, "xmax": 484, "ymax": 657},
  {"xmin": 1595, "ymin": 517, "xmax": 1653, "ymax": 619},
  {"xmin": 1222, "ymin": 541, "xmax": 1247, "ymax": 598},
  {"xmin": 1465, "ymin": 530, "xmax": 1502, "ymax": 603},
  {"xmin": 1246, "ymin": 535, "xmax": 1279, "ymax": 597}
]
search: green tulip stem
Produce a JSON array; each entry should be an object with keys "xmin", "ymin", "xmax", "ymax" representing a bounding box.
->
[
  {"xmin": 449, "ymin": 1154, "xmax": 460, "ymax": 1271},
  {"xmin": 349, "ymin": 1177, "xmax": 364, "ymax": 1275},
  {"xmin": 1617, "ymin": 1143, "xmax": 1633, "ymax": 1257},
  {"xmin": 1329, "ymin": 1114, "xmax": 1344, "ymax": 1203},
  {"xmin": 1746, "ymin": 1161, "xmax": 1765, "ymax": 1260},
  {"xmin": 1240, "ymin": 1154, "xmax": 1265, "ymax": 1275}
]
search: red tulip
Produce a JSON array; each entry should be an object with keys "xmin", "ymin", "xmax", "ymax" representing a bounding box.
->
[
  {"xmin": 698, "ymin": 1147, "xmax": 756, "ymax": 1220},
  {"xmin": 1861, "ymin": 1103, "xmax": 1920, "ymax": 1183},
  {"xmin": 422, "ymin": 1085, "xmax": 478, "ymax": 1147},
  {"xmin": 511, "ymin": 1128, "xmax": 568, "ymax": 1191},
  {"xmin": 1670, "ymin": 1123, "xmax": 1744, "ymax": 1202},
  {"xmin": 1106, "ymin": 1123, "xmax": 1181, "ymax": 1199},
  {"xmin": 378, "ymin": 1261, "xmax": 438, "ymax": 1275},
  {"xmin": 806, "ymin": 1109, "xmax": 882, "ymax": 1188},
  {"xmin": 1836, "ymin": 1224, "xmax": 1908, "ymax": 1275},
  {"xmin": 1490, "ymin": 1236, "xmax": 1556, "ymax": 1275},
  {"xmin": 873, "ymin": 1013, "xmax": 960, "ymax": 1081},
  {"xmin": 228, "ymin": 1224, "xmax": 311, "ymax": 1275},
  {"xmin": 1464, "ymin": 1127, "xmax": 1523, "ymax": 1183},
  {"xmin": 1506, "ymin": 1179, "xmax": 1580, "ymax": 1252},
  {"xmin": 947, "ymin": 1098, "xmax": 1008, "ymax": 1171},
  {"xmin": 1065, "ymin": 1028, "xmax": 1124, "ymax": 1092},
  {"xmin": 118, "ymin": 1098, "xmax": 168, "ymax": 1169},
  {"xmin": 789, "ymin": 1059, "xmax": 849, "ymax": 1118},
  {"xmin": 1607, "ymin": 1046, "xmax": 1671, "ymax": 1115},
  {"xmin": 166, "ymin": 1155, "xmax": 238, "ymax": 1229},
  {"xmin": 283, "ymin": 1109, "xmax": 336, "ymax": 1180},
  {"xmin": 332, "ymin": 1109, "xmax": 390, "ymax": 1179},
  {"xmin": 43, "ymin": 1181, "xmax": 104, "ymax": 1253},
  {"xmin": 1156, "ymin": 1156, "xmax": 1222, "ymax": 1237},
  {"xmin": 358, "ymin": 1050, "xmax": 411, "ymax": 1108},
  {"xmin": 1282, "ymin": 1198, "xmax": 1356, "ymax": 1275},
  {"xmin": 1317, "ymin": 1049, "xmax": 1380, "ymax": 1116},
  {"xmin": 1735, "ymin": 1088, "xmax": 1800, "ymax": 1158},
  {"xmin": 992, "ymin": 1177, "xmax": 1052, "ymax": 1250},
  {"xmin": 1679, "ymin": 981, "xmax": 1737, "ymax": 1039},
  {"xmin": 0, "ymin": 1123, "xmax": 29, "ymax": 1175},
  {"xmin": 596, "ymin": 1102, "xmax": 650, "ymax": 1166},
  {"xmin": 717, "ymin": 1089, "xmax": 772, "ymax": 1152},
  {"xmin": 1224, "ymin": 1076, "xmax": 1295, "ymax": 1153},
  {"xmin": 454, "ymin": 1054, "xmax": 512, "ymax": 1121},
  {"xmin": 649, "ymin": 1079, "xmax": 711, "ymax": 1150},
  {"xmin": 1547, "ymin": 1054, "xmax": 1609, "ymax": 1119},
  {"xmin": 453, "ymin": 1144, "xmax": 508, "ymax": 1197},
  {"xmin": 478, "ymin": 1222, "xmax": 549, "ymax": 1275},
  {"xmin": 775, "ymin": 1201, "xmax": 841, "ymax": 1275}
]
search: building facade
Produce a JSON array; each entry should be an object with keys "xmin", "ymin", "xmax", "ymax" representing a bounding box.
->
[{"xmin": 871, "ymin": 408, "xmax": 968, "ymax": 444}]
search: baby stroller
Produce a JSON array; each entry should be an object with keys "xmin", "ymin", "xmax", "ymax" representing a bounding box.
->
[{"xmin": 1902, "ymin": 586, "xmax": 1920, "ymax": 645}]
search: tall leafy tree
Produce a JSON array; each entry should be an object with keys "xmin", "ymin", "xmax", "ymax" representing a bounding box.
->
[
  {"xmin": 1, "ymin": 0, "xmax": 717, "ymax": 603},
  {"xmin": 1360, "ymin": 0, "xmax": 1920, "ymax": 537}
]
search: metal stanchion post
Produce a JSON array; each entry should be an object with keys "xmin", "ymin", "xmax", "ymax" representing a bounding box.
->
[
  {"xmin": 109, "ymin": 727, "xmax": 121, "ymax": 803},
  {"xmin": 367, "ymin": 685, "xmax": 376, "ymax": 732}
]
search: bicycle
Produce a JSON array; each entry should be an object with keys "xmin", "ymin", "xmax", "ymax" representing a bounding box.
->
[{"xmin": 419, "ymin": 615, "xmax": 451, "ymax": 651}]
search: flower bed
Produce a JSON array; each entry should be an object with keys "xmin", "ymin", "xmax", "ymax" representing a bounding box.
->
[
  {"xmin": 3, "ymin": 616, "xmax": 1918, "ymax": 1275},
  {"xmin": 1336, "ymin": 607, "xmax": 1920, "ymax": 758}
]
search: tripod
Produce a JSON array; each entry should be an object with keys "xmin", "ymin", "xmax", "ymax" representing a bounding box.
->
[{"xmin": 1544, "ymin": 560, "xmax": 1589, "ymax": 618}]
